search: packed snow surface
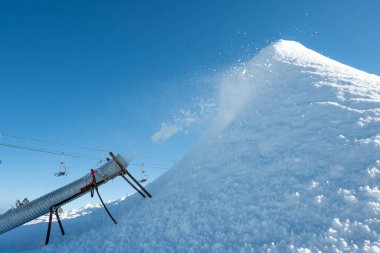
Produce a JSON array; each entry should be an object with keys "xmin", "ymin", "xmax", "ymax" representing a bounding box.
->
[{"xmin": 1, "ymin": 40, "xmax": 380, "ymax": 252}]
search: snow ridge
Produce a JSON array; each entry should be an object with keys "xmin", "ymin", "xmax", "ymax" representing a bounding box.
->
[{"xmin": 1, "ymin": 40, "xmax": 380, "ymax": 253}]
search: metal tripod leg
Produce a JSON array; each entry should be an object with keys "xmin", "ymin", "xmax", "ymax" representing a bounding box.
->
[
  {"xmin": 121, "ymin": 174, "xmax": 146, "ymax": 198},
  {"xmin": 109, "ymin": 152, "xmax": 152, "ymax": 198},
  {"xmin": 45, "ymin": 207, "xmax": 66, "ymax": 246},
  {"xmin": 45, "ymin": 208, "xmax": 53, "ymax": 245},
  {"xmin": 90, "ymin": 169, "xmax": 117, "ymax": 224},
  {"xmin": 124, "ymin": 170, "xmax": 152, "ymax": 198},
  {"xmin": 55, "ymin": 209, "xmax": 65, "ymax": 236},
  {"xmin": 94, "ymin": 186, "xmax": 117, "ymax": 224}
]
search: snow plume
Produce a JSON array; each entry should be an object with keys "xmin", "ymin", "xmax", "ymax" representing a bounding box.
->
[
  {"xmin": 216, "ymin": 65, "xmax": 254, "ymax": 127},
  {"xmin": 151, "ymin": 109, "xmax": 198, "ymax": 142},
  {"xmin": 151, "ymin": 98, "xmax": 216, "ymax": 142}
]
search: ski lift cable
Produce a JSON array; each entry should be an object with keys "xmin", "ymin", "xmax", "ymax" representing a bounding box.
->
[
  {"xmin": 135, "ymin": 155, "xmax": 176, "ymax": 163},
  {"xmin": 128, "ymin": 162, "xmax": 169, "ymax": 170},
  {"xmin": 0, "ymin": 142, "xmax": 102, "ymax": 160},
  {"xmin": 0, "ymin": 131, "xmax": 175, "ymax": 164},
  {"xmin": 0, "ymin": 131, "xmax": 103, "ymax": 152},
  {"xmin": 130, "ymin": 161, "xmax": 175, "ymax": 168},
  {"xmin": 0, "ymin": 142, "xmax": 171, "ymax": 170}
]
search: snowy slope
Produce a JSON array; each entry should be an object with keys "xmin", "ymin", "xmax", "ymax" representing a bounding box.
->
[{"xmin": 1, "ymin": 40, "xmax": 380, "ymax": 252}]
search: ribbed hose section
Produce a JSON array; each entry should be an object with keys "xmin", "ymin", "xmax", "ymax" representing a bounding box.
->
[{"xmin": 0, "ymin": 154, "xmax": 128, "ymax": 235}]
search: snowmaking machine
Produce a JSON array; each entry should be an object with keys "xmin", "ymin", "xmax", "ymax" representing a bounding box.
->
[{"xmin": 0, "ymin": 152, "xmax": 152, "ymax": 245}]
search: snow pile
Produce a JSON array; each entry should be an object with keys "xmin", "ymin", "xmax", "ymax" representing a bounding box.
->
[{"xmin": 1, "ymin": 40, "xmax": 380, "ymax": 252}]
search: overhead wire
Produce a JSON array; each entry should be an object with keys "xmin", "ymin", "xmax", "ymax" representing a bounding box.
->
[
  {"xmin": 0, "ymin": 142, "xmax": 171, "ymax": 170},
  {"xmin": 0, "ymin": 131, "xmax": 175, "ymax": 164},
  {"xmin": 135, "ymin": 155, "xmax": 176, "ymax": 163},
  {"xmin": 0, "ymin": 142, "xmax": 101, "ymax": 160},
  {"xmin": 0, "ymin": 131, "xmax": 175, "ymax": 171},
  {"xmin": 0, "ymin": 131, "xmax": 104, "ymax": 152},
  {"xmin": 128, "ymin": 162, "xmax": 169, "ymax": 170}
]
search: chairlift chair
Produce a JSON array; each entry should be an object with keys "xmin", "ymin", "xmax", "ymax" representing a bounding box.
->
[
  {"xmin": 55, "ymin": 154, "xmax": 69, "ymax": 177},
  {"xmin": 139, "ymin": 163, "xmax": 148, "ymax": 183}
]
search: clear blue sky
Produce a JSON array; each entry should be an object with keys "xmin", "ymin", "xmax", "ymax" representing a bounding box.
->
[{"xmin": 0, "ymin": 0, "xmax": 379, "ymax": 212}]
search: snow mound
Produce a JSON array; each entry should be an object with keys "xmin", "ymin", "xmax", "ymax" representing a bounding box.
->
[{"xmin": 1, "ymin": 40, "xmax": 380, "ymax": 252}]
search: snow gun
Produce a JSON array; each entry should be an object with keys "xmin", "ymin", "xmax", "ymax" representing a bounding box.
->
[{"xmin": 0, "ymin": 152, "xmax": 152, "ymax": 245}]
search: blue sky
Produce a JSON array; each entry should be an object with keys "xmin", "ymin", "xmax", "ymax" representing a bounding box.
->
[{"xmin": 0, "ymin": 0, "xmax": 379, "ymax": 212}]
